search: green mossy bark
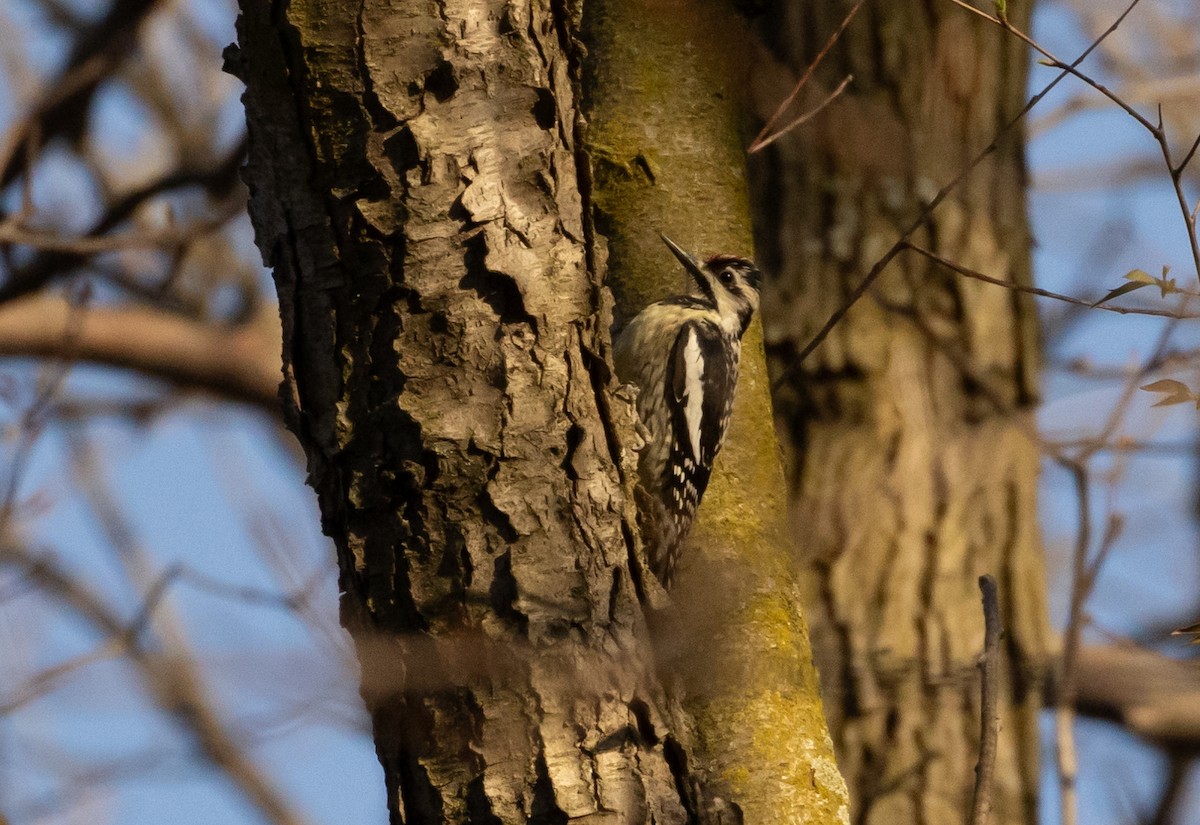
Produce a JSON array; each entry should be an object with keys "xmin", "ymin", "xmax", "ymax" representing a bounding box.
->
[{"xmin": 584, "ymin": 1, "xmax": 850, "ymax": 822}]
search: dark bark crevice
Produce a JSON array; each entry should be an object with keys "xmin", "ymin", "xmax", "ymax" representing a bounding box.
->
[{"xmin": 235, "ymin": 0, "xmax": 706, "ymax": 820}]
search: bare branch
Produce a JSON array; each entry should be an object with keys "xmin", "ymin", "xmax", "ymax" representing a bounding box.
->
[
  {"xmin": 0, "ymin": 294, "xmax": 281, "ymax": 408},
  {"xmin": 774, "ymin": 0, "xmax": 1146, "ymax": 384},
  {"xmin": 971, "ymin": 574, "xmax": 1002, "ymax": 825},
  {"xmin": 0, "ymin": 215, "xmax": 235, "ymax": 254},
  {"xmin": 0, "ymin": 544, "xmax": 310, "ymax": 825},
  {"xmin": 0, "ymin": 136, "xmax": 246, "ymax": 305},
  {"xmin": 1049, "ymin": 302, "xmax": 1180, "ymax": 825},
  {"xmin": 949, "ymin": 0, "xmax": 1200, "ymax": 283},
  {"xmin": 0, "ymin": 287, "xmax": 88, "ymax": 533},
  {"xmin": 748, "ymin": 0, "xmax": 863, "ymax": 153},
  {"xmin": 1177, "ymin": 130, "xmax": 1200, "ymax": 177},
  {"xmin": 904, "ymin": 242, "xmax": 1200, "ymax": 319},
  {"xmin": 1145, "ymin": 753, "xmax": 1193, "ymax": 825},
  {"xmin": 0, "ymin": 0, "xmax": 163, "ymax": 189},
  {"xmin": 1071, "ymin": 644, "xmax": 1200, "ymax": 746},
  {"xmin": 749, "ymin": 74, "xmax": 853, "ymax": 154}
]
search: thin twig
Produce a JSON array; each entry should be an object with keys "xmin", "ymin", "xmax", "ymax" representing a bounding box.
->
[
  {"xmin": 1147, "ymin": 753, "xmax": 1193, "ymax": 825},
  {"xmin": 0, "ymin": 284, "xmax": 90, "ymax": 534},
  {"xmin": 1177, "ymin": 131, "xmax": 1200, "ymax": 177},
  {"xmin": 749, "ymin": 75, "xmax": 853, "ymax": 154},
  {"xmin": 1054, "ymin": 347, "xmax": 1200, "ymax": 380},
  {"xmin": 1083, "ymin": 514, "xmax": 1125, "ymax": 596},
  {"xmin": 1050, "ymin": 315, "xmax": 1170, "ymax": 825},
  {"xmin": 18, "ymin": 120, "xmax": 39, "ymax": 221},
  {"xmin": 775, "ymin": 0, "xmax": 1146, "ymax": 385},
  {"xmin": 1083, "ymin": 296, "xmax": 1188, "ymax": 460},
  {"xmin": 948, "ymin": 0, "xmax": 1200, "ymax": 284},
  {"xmin": 1055, "ymin": 462, "xmax": 1091, "ymax": 825},
  {"xmin": 904, "ymin": 242, "xmax": 1200, "ymax": 318},
  {"xmin": 971, "ymin": 574, "xmax": 1003, "ymax": 825},
  {"xmin": 1045, "ymin": 438, "xmax": 1195, "ymax": 455},
  {"xmin": 748, "ymin": 0, "xmax": 864, "ymax": 153}
]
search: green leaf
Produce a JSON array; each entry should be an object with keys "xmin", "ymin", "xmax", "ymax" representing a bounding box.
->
[
  {"xmin": 1125, "ymin": 269, "xmax": 1156, "ymax": 284},
  {"xmin": 993, "ymin": 0, "xmax": 1007, "ymax": 21}
]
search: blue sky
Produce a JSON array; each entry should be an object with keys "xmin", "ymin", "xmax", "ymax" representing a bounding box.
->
[{"xmin": 1029, "ymin": 2, "xmax": 1200, "ymax": 821}]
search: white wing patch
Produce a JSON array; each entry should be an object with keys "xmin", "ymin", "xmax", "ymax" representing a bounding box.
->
[{"xmin": 681, "ymin": 327, "xmax": 705, "ymax": 463}]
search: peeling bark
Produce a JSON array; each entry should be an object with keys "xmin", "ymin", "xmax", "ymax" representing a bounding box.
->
[
  {"xmin": 233, "ymin": 1, "xmax": 696, "ymax": 820},
  {"xmin": 750, "ymin": 2, "xmax": 1052, "ymax": 824}
]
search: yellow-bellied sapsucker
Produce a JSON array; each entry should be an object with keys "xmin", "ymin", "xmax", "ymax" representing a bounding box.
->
[{"xmin": 614, "ymin": 234, "xmax": 762, "ymax": 587}]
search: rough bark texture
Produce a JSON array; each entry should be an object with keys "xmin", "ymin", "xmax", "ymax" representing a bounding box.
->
[
  {"xmin": 584, "ymin": 1, "xmax": 850, "ymax": 822},
  {"xmin": 233, "ymin": 1, "xmax": 697, "ymax": 821},
  {"xmin": 750, "ymin": 2, "xmax": 1052, "ymax": 824}
]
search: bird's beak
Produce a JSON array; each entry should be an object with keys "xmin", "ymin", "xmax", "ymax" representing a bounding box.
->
[{"xmin": 659, "ymin": 234, "xmax": 709, "ymax": 295}]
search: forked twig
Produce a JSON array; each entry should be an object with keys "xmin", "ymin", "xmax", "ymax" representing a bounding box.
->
[
  {"xmin": 773, "ymin": 0, "xmax": 1147, "ymax": 388},
  {"xmin": 750, "ymin": 75, "xmax": 853, "ymax": 154},
  {"xmin": 748, "ymin": 0, "xmax": 863, "ymax": 153},
  {"xmin": 947, "ymin": 0, "xmax": 1200, "ymax": 283}
]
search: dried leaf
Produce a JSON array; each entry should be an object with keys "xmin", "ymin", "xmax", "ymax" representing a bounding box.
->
[
  {"xmin": 1152, "ymin": 395, "xmax": 1193, "ymax": 408},
  {"xmin": 1140, "ymin": 379, "xmax": 1191, "ymax": 393},
  {"xmin": 1140, "ymin": 378, "xmax": 1196, "ymax": 407},
  {"xmin": 1172, "ymin": 622, "xmax": 1200, "ymax": 644},
  {"xmin": 1092, "ymin": 280, "xmax": 1149, "ymax": 307}
]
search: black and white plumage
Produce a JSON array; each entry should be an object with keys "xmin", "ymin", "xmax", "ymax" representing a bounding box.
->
[{"xmin": 613, "ymin": 234, "xmax": 762, "ymax": 587}]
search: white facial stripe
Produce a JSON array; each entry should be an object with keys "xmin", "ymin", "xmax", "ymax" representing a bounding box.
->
[
  {"xmin": 682, "ymin": 327, "xmax": 705, "ymax": 463},
  {"xmin": 708, "ymin": 274, "xmax": 745, "ymax": 336}
]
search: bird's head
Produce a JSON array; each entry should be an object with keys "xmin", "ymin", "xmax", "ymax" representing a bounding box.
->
[{"xmin": 660, "ymin": 234, "xmax": 762, "ymax": 337}]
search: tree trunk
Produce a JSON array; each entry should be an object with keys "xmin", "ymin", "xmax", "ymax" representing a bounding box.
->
[
  {"xmin": 750, "ymin": 2, "xmax": 1052, "ymax": 824},
  {"xmin": 233, "ymin": 1, "xmax": 694, "ymax": 820},
  {"xmin": 233, "ymin": 0, "xmax": 851, "ymax": 821},
  {"xmin": 584, "ymin": 1, "xmax": 849, "ymax": 822}
]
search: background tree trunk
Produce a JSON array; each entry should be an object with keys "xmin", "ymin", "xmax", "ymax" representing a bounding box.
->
[
  {"xmin": 584, "ymin": 1, "xmax": 849, "ymax": 822},
  {"xmin": 749, "ymin": 2, "xmax": 1053, "ymax": 824},
  {"xmin": 233, "ymin": 1, "xmax": 695, "ymax": 821}
]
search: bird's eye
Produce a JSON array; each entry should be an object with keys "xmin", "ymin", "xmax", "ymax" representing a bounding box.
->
[{"xmin": 719, "ymin": 269, "xmax": 735, "ymax": 286}]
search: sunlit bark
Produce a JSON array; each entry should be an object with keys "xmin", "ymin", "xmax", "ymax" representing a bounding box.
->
[{"xmin": 234, "ymin": 1, "xmax": 691, "ymax": 819}]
